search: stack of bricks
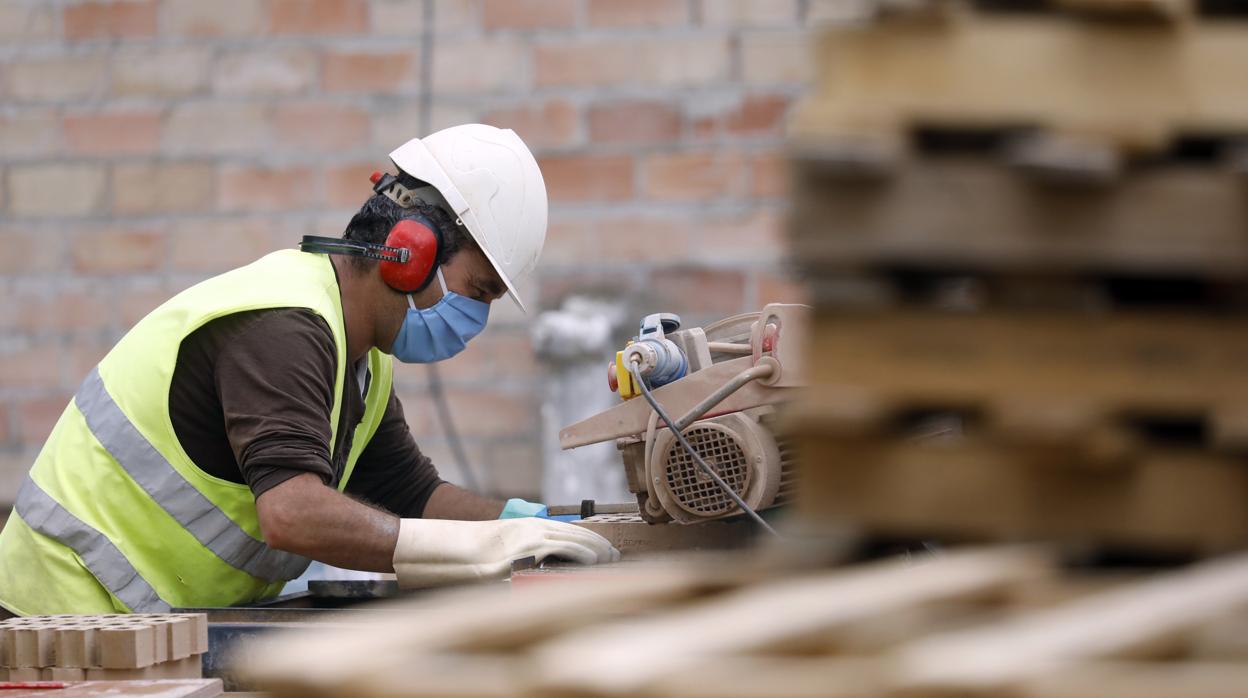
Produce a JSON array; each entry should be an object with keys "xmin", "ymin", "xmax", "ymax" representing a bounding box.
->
[
  {"xmin": 0, "ymin": 613, "xmax": 208, "ymax": 682},
  {"xmin": 0, "ymin": 0, "xmax": 864, "ymax": 503},
  {"xmin": 786, "ymin": 0, "xmax": 1248, "ymax": 554}
]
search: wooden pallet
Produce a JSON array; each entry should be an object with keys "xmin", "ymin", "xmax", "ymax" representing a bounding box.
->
[
  {"xmin": 789, "ymin": 156, "xmax": 1248, "ymax": 279},
  {"xmin": 237, "ymin": 546, "xmax": 1248, "ymax": 697},
  {"xmin": 803, "ymin": 308, "xmax": 1248, "ymax": 451},
  {"xmin": 791, "ymin": 7, "xmax": 1248, "ymax": 162}
]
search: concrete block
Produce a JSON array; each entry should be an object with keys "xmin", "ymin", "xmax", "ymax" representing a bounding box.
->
[
  {"xmin": 179, "ymin": 614, "xmax": 209, "ymax": 655},
  {"xmin": 99, "ymin": 623, "xmax": 156, "ymax": 669},
  {"xmin": 160, "ymin": 617, "xmax": 193, "ymax": 660}
]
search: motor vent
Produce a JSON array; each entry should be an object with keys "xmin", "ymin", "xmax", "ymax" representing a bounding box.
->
[
  {"xmin": 662, "ymin": 423, "xmax": 753, "ymax": 517},
  {"xmin": 651, "ymin": 411, "xmax": 782, "ymax": 523}
]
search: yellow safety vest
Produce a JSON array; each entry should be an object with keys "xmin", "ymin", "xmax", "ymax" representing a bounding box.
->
[{"xmin": 0, "ymin": 250, "xmax": 392, "ymax": 614}]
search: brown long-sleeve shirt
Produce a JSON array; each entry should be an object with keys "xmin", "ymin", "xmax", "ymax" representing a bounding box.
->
[{"xmin": 168, "ymin": 307, "xmax": 444, "ymax": 517}]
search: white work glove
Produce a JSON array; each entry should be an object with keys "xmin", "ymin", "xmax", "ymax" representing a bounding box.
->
[{"xmin": 392, "ymin": 517, "xmax": 619, "ymax": 589}]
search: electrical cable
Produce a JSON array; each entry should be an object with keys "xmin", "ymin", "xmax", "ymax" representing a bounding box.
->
[
  {"xmin": 628, "ymin": 362, "xmax": 782, "ymax": 538},
  {"xmin": 416, "ymin": 0, "xmax": 485, "ymax": 494}
]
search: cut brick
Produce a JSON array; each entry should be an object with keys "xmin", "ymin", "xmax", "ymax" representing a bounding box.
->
[
  {"xmin": 49, "ymin": 666, "xmax": 86, "ymax": 681},
  {"xmin": 99, "ymin": 623, "xmax": 156, "ymax": 669},
  {"xmin": 9, "ymin": 626, "xmax": 54, "ymax": 667},
  {"xmin": 54, "ymin": 625, "xmax": 97, "ymax": 668},
  {"xmin": 177, "ymin": 614, "xmax": 209, "ymax": 655}
]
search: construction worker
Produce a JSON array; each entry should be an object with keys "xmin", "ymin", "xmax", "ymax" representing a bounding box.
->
[{"xmin": 0, "ymin": 125, "xmax": 617, "ymax": 616}]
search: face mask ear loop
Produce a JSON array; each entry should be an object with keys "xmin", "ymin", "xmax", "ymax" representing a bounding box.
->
[
  {"xmin": 436, "ymin": 267, "xmax": 449, "ymax": 296},
  {"xmin": 406, "ymin": 294, "xmax": 417, "ymax": 310}
]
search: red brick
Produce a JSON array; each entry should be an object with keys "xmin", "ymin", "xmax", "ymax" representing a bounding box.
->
[
  {"xmin": 72, "ymin": 229, "xmax": 165, "ymax": 275},
  {"xmin": 213, "ymin": 49, "xmax": 318, "ymax": 95},
  {"xmin": 164, "ymin": 0, "xmax": 266, "ymax": 37},
  {"xmin": 16, "ymin": 394, "xmax": 72, "ymax": 445},
  {"xmin": 432, "ymin": 331, "xmax": 540, "ymax": 387},
  {"xmin": 68, "ymin": 338, "xmax": 115, "ymax": 383},
  {"xmin": 588, "ymin": 101, "xmax": 681, "ymax": 145},
  {"xmin": 273, "ymin": 102, "xmax": 371, "ymax": 151},
  {"xmin": 588, "ymin": 0, "xmax": 687, "ymax": 27},
  {"xmin": 0, "ymin": 229, "xmax": 65, "ymax": 274},
  {"xmin": 64, "ymin": 1, "xmax": 157, "ymax": 40},
  {"xmin": 692, "ymin": 94, "xmax": 791, "ymax": 138},
  {"xmin": 538, "ymin": 269, "xmax": 640, "ymax": 309},
  {"xmin": 594, "ymin": 215, "xmax": 694, "ymax": 263},
  {"xmin": 406, "ymin": 388, "xmax": 538, "ymax": 438},
  {"xmin": 218, "ymin": 165, "xmax": 319, "ymax": 212},
  {"xmin": 535, "ymin": 37, "xmax": 730, "ymax": 88},
  {"xmin": 643, "ymin": 151, "xmax": 749, "ymax": 201},
  {"xmin": 693, "ymin": 208, "xmax": 786, "ymax": 264},
  {"xmin": 0, "ymin": 402, "xmax": 12, "ymax": 446},
  {"xmin": 482, "ymin": 100, "xmax": 579, "ymax": 150},
  {"xmin": 755, "ymin": 269, "xmax": 810, "ymax": 306},
  {"xmin": 63, "ymin": 110, "xmax": 161, "ymax": 156},
  {"xmin": 648, "ymin": 267, "xmax": 747, "ymax": 316},
  {"xmin": 0, "ymin": 343, "xmax": 64, "ymax": 391},
  {"xmin": 538, "ymin": 154, "xmax": 634, "ymax": 203},
  {"xmin": 169, "ymin": 219, "xmax": 281, "ymax": 273},
  {"xmin": 539, "ymin": 217, "xmax": 591, "ymax": 267},
  {"xmin": 270, "ymin": 0, "xmax": 368, "ymax": 34},
  {"xmin": 751, "ymin": 150, "xmax": 789, "ymax": 199},
  {"xmin": 113, "ymin": 163, "xmax": 216, "ymax": 215},
  {"xmin": 323, "ymin": 50, "xmax": 418, "ymax": 93},
  {"xmin": 10, "ymin": 288, "xmax": 113, "ymax": 334},
  {"xmin": 483, "ymin": 0, "xmax": 576, "ymax": 29},
  {"xmin": 324, "ymin": 160, "xmax": 388, "ymax": 209},
  {"xmin": 118, "ymin": 284, "xmax": 175, "ymax": 327}
]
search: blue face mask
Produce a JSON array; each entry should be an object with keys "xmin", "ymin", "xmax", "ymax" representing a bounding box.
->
[{"xmin": 390, "ymin": 268, "xmax": 490, "ymax": 363}]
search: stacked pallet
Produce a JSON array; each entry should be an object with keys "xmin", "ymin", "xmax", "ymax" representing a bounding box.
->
[
  {"xmin": 0, "ymin": 614, "xmax": 208, "ymax": 682},
  {"xmin": 786, "ymin": 0, "xmax": 1248, "ymax": 554},
  {"xmin": 238, "ymin": 545, "xmax": 1248, "ymax": 697}
]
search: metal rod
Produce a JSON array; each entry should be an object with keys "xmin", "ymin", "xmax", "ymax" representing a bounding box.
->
[
  {"xmin": 706, "ymin": 342, "xmax": 752, "ymax": 355},
  {"xmin": 672, "ymin": 363, "xmax": 774, "ymax": 433},
  {"xmin": 629, "ymin": 363, "xmax": 781, "ymax": 538}
]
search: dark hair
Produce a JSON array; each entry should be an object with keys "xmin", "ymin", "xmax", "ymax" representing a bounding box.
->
[{"xmin": 341, "ymin": 171, "xmax": 472, "ymax": 272}]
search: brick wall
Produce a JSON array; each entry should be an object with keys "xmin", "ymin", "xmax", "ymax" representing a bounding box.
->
[{"xmin": 0, "ymin": 0, "xmax": 846, "ymax": 503}]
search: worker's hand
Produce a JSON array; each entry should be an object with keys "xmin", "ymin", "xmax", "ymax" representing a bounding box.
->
[
  {"xmin": 500, "ymin": 497, "xmax": 580, "ymax": 522},
  {"xmin": 392, "ymin": 518, "xmax": 619, "ymax": 589}
]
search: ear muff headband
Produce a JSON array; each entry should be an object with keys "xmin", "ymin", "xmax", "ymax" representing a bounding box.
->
[{"xmin": 299, "ymin": 214, "xmax": 443, "ymax": 294}]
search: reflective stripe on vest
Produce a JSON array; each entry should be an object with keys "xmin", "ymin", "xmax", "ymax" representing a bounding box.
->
[
  {"xmin": 14, "ymin": 477, "xmax": 171, "ymax": 613},
  {"xmin": 76, "ymin": 367, "xmax": 311, "ymax": 583}
]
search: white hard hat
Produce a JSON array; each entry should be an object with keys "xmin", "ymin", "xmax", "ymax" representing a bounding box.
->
[{"xmin": 389, "ymin": 124, "xmax": 548, "ymax": 312}]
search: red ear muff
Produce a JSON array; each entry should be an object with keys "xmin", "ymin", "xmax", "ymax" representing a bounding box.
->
[{"xmin": 379, "ymin": 218, "xmax": 441, "ymax": 293}]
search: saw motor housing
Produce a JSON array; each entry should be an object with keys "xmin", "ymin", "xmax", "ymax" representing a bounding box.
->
[{"xmin": 560, "ymin": 304, "xmax": 810, "ymax": 525}]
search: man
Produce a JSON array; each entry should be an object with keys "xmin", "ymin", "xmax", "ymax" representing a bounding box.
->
[{"xmin": 0, "ymin": 124, "xmax": 616, "ymax": 615}]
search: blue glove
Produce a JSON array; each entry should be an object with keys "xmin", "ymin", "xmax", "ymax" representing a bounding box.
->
[{"xmin": 499, "ymin": 498, "xmax": 581, "ymax": 522}]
